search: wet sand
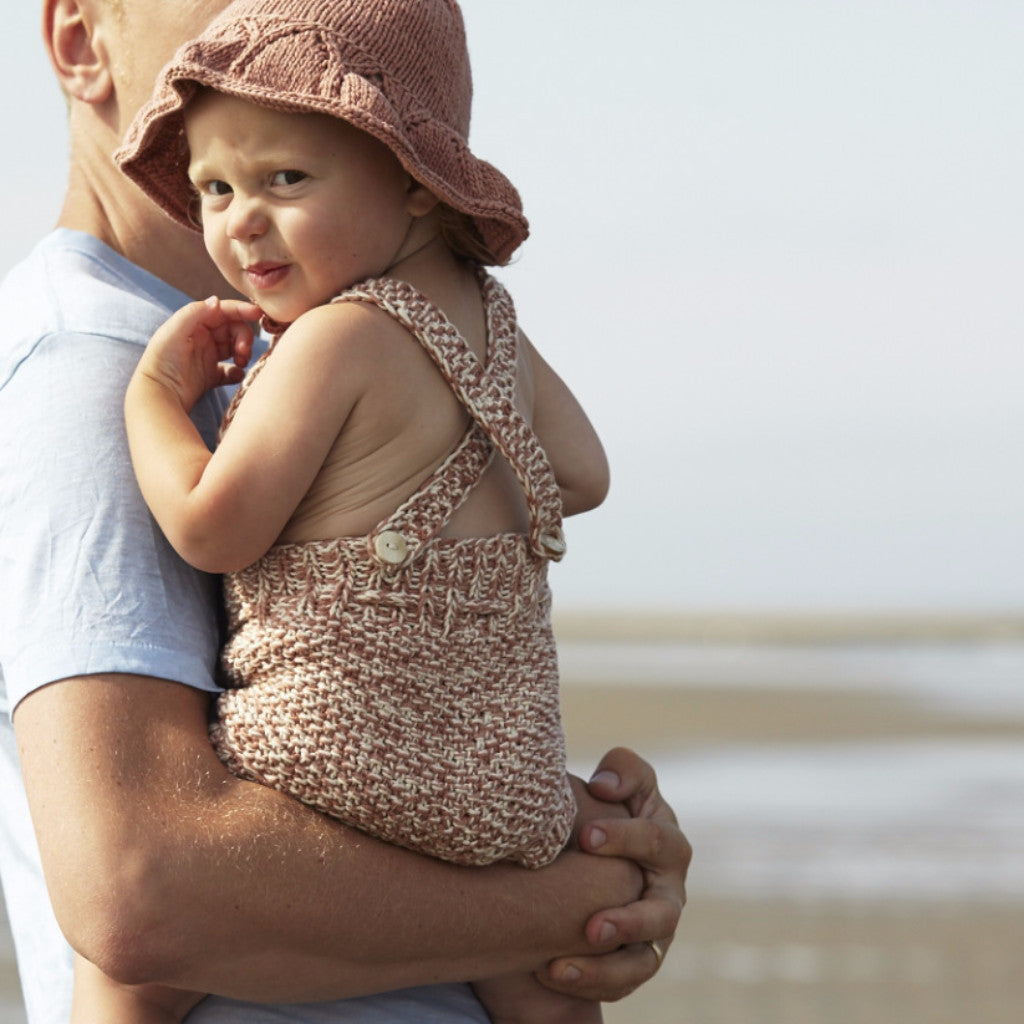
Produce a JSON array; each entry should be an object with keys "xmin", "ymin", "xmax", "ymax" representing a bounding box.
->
[
  {"xmin": 605, "ymin": 894, "xmax": 1024, "ymax": 1024},
  {"xmin": 3, "ymin": 621, "xmax": 1022, "ymax": 1023}
]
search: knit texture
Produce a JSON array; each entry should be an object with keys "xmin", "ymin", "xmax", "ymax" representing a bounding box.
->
[
  {"xmin": 115, "ymin": 0, "xmax": 528, "ymax": 263},
  {"xmin": 209, "ymin": 272, "xmax": 574, "ymax": 867}
]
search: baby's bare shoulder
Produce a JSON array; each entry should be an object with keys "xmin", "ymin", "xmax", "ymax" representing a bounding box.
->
[{"xmin": 273, "ymin": 300, "xmax": 425, "ymax": 386}]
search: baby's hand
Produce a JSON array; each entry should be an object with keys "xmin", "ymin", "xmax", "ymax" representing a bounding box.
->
[
  {"xmin": 473, "ymin": 972, "xmax": 601, "ymax": 1024},
  {"xmin": 138, "ymin": 296, "xmax": 262, "ymax": 410}
]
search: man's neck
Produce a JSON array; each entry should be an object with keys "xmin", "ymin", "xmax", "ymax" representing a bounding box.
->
[
  {"xmin": 58, "ymin": 124, "xmax": 237, "ymax": 300},
  {"xmin": 59, "ymin": 192, "xmax": 233, "ymax": 300}
]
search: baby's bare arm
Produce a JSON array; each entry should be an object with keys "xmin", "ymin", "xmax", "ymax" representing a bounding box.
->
[
  {"xmin": 125, "ymin": 299, "xmax": 385, "ymax": 573},
  {"xmin": 522, "ymin": 335, "xmax": 609, "ymax": 516},
  {"xmin": 72, "ymin": 954, "xmax": 204, "ymax": 1024}
]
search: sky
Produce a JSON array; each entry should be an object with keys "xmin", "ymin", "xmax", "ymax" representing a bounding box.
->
[{"xmin": 3, "ymin": 1, "xmax": 1023, "ymax": 613}]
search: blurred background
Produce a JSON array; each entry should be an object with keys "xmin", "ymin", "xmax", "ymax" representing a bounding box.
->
[{"xmin": 2, "ymin": 2, "xmax": 1022, "ymax": 1021}]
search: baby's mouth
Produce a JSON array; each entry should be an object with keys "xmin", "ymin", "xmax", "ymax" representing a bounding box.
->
[{"xmin": 244, "ymin": 262, "xmax": 290, "ymax": 290}]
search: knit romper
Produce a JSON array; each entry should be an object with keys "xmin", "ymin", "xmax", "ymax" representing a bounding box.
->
[{"xmin": 209, "ymin": 272, "xmax": 576, "ymax": 868}]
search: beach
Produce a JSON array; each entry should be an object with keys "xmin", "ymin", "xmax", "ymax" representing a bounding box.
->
[
  {"xmin": 3, "ymin": 613, "xmax": 1022, "ymax": 1023},
  {"xmin": 555, "ymin": 614, "xmax": 1024, "ymax": 1024}
]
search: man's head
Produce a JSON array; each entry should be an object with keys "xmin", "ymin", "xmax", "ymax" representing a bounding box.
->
[
  {"xmin": 42, "ymin": 0, "xmax": 237, "ymax": 293},
  {"xmin": 45, "ymin": 0, "xmax": 233, "ymax": 133}
]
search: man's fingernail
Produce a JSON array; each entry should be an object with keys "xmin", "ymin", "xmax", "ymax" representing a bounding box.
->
[
  {"xmin": 560, "ymin": 964, "xmax": 582, "ymax": 982},
  {"xmin": 599, "ymin": 921, "xmax": 617, "ymax": 943},
  {"xmin": 589, "ymin": 770, "xmax": 620, "ymax": 788},
  {"xmin": 588, "ymin": 826, "xmax": 607, "ymax": 849}
]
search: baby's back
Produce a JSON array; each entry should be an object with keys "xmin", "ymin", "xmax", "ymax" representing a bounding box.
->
[{"xmin": 278, "ymin": 268, "xmax": 535, "ymax": 546}]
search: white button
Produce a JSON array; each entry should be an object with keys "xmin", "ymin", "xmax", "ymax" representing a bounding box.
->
[{"xmin": 374, "ymin": 530, "xmax": 408, "ymax": 565}]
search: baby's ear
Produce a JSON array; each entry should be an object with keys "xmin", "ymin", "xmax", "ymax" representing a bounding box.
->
[{"xmin": 407, "ymin": 181, "xmax": 441, "ymax": 218}]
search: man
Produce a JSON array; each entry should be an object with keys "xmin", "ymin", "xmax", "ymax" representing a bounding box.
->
[{"xmin": 0, "ymin": 2, "xmax": 689, "ymax": 1022}]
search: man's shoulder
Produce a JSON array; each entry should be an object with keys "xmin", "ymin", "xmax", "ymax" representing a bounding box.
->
[{"xmin": 0, "ymin": 229, "xmax": 188, "ymax": 369}]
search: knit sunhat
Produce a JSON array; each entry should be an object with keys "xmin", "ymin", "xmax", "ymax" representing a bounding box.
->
[{"xmin": 115, "ymin": 0, "xmax": 528, "ymax": 264}]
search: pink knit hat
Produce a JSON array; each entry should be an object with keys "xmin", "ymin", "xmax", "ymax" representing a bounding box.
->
[{"xmin": 115, "ymin": 0, "xmax": 528, "ymax": 264}]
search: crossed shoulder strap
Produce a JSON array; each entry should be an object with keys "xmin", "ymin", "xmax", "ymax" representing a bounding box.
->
[{"xmin": 332, "ymin": 272, "xmax": 566, "ymax": 571}]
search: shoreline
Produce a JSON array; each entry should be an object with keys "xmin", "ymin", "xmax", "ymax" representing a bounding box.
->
[
  {"xmin": 553, "ymin": 608, "xmax": 1024, "ymax": 644},
  {"xmin": 560, "ymin": 680, "xmax": 1024, "ymax": 760},
  {"xmin": 560, "ymin": 652, "xmax": 1024, "ymax": 1022}
]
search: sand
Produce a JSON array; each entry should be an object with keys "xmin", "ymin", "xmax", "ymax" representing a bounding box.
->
[{"xmin": 605, "ymin": 894, "xmax": 1024, "ymax": 1024}]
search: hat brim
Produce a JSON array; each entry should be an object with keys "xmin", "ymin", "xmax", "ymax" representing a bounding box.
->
[{"xmin": 115, "ymin": 35, "xmax": 528, "ymax": 264}]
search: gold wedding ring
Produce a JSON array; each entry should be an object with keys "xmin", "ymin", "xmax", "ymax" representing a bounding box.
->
[{"xmin": 645, "ymin": 938, "xmax": 665, "ymax": 971}]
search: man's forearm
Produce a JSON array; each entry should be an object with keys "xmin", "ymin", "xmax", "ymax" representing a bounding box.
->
[{"xmin": 16, "ymin": 674, "xmax": 635, "ymax": 1000}]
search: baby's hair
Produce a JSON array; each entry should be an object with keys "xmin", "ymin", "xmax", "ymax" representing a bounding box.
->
[{"xmin": 438, "ymin": 204, "xmax": 503, "ymax": 266}]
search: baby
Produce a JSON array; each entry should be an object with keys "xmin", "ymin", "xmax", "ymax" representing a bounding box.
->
[{"xmin": 73, "ymin": 1, "xmax": 613, "ymax": 1022}]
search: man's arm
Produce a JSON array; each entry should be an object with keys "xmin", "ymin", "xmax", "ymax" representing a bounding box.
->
[{"xmin": 16, "ymin": 673, "xmax": 641, "ymax": 1001}]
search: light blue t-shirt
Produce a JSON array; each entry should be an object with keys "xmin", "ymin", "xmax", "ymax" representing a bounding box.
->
[{"xmin": 0, "ymin": 230, "xmax": 486, "ymax": 1024}]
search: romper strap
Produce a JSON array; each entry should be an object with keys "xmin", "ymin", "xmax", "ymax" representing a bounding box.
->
[
  {"xmin": 369, "ymin": 423, "xmax": 495, "ymax": 571},
  {"xmin": 334, "ymin": 273, "xmax": 566, "ymax": 569}
]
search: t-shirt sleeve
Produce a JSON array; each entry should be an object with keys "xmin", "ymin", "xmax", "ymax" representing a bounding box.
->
[{"xmin": 0, "ymin": 329, "xmax": 224, "ymax": 712}]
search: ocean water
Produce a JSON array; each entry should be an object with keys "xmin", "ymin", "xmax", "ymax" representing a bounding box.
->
[
  {"xmin": 558, "ymin": 639, "xmax": 1024, "ymax": 716},
  {"xmin": 654, "ymin": 739, "xmax": 1024, "ymax": 902},
  {"xmin": 561, "ymin": 639, "xmax": 1024, "ymax": 904}
]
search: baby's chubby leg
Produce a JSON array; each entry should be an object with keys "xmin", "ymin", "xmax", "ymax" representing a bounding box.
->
[
  {"xmin": 472, "ymin": 973, "xmax": 602, "ymax": 1024},
  {"xmin": 469, "ymin": 773, "xmax": 632, "ymax": 1022},
  {"xmin": 71, "ymin": 953, "xmax": 205, "ymax": 1024}
]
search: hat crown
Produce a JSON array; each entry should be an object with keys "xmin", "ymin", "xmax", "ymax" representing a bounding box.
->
[{"xmin": 191, "ymin": 0, "xmax": 472, "ymax": 138}]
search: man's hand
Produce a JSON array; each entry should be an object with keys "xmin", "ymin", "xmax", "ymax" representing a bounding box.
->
[{"xmin": 542, "ymin": 748, "xmax": 690, "ymax": 1002}]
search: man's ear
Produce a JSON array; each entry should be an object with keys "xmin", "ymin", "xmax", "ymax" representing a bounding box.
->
[{"xmin": 44, "ymin": 0, "xmax": 113, "ymax": 103}]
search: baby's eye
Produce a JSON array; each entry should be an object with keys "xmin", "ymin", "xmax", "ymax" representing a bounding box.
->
[
  {"xmin": 202, "ymin": 179, "xmax": 232, "ymax": 197},
  {"xmin": 271, "ymin": 170, "xmax": 308, "ymax": 187}
]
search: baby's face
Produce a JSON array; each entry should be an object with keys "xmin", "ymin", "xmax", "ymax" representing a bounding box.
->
[{"xmin": 184, "ymin": 92, "xmax": 417, "ymax": 324}]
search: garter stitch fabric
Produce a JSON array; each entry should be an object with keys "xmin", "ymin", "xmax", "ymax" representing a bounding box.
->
[{"xmin": 209, "ymin": 273, "xmax": 574, "ymax": 868}]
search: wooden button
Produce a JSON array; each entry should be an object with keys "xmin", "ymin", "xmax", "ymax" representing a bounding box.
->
[
  {"xmin": 374, "ymin": 530, "xmax": 408, "ymax": 565},
  {"xmin": 539, "ymin": 528, "xmax": 566, "ymax": 557}
]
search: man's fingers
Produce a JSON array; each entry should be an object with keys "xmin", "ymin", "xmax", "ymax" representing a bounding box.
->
[
  {"xmin": 583, "ymin": 879, "xmax": 683, "ymax": 949},
  {"xmin": 578, "ymin": 812, "xmax": 691, "ymax": 874},
  {"xmin": 586, "ymin": 747, "xmax": 673, "ymax": 820},
  {"xmin": 540, "ymin": 941, "xmax": 667, "ymax": 1003}
]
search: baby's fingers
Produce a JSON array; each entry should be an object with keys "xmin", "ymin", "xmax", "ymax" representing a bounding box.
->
[
  {"xmin": 197, "ymin": 297, "xmax": 261, "ymax": 370},
  {"xmin": 198, "ymin": 295, "xmax": 262, "ymax": 323}
]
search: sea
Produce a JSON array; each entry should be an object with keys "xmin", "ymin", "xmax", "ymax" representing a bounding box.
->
[{"xmin": 559, "ymin": 637, "xmax": 1024, "ymax": 904}]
